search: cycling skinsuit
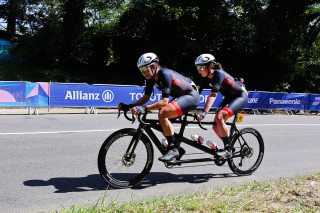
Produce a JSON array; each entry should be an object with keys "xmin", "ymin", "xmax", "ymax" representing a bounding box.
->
[
  {"xmin": 198, "ymin": 69, "xmax": 248, "ymax": 117},
  {"xmin": 145, "ymin": 68, "xmax": 200, "ymax": 116}
]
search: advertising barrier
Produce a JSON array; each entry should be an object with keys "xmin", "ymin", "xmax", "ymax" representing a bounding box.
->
[
  {"xmin": 309, "ymin": 94, "xmax": 320, "ymax": 111},
  {"xmin": 49, "ymin": 83, "xmax": 223, "ymax": 108},
  {"xmin": 0, "ymin": 81, "xmax": 319, "ymax": 111},
  {"xmin": 0, "ymin": 82, "xmax": 49, "ymax": 107},
  {"xmin": 245, "ymin": 92, "xmax": 309, "ymax": 110}
]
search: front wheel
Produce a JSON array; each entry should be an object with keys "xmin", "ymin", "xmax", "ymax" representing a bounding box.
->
[
  {"xmin": 98, "ymin": 128, "xmax": 154, "ymax": 188},
  {"xmin": 228, "ymin": 128, "xmax": 264, "ymax": 176}
]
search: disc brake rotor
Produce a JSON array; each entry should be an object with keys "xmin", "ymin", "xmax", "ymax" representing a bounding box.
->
[{"xmin": 122, "ymin": 152, "xmax": 136, "ymax": 167}]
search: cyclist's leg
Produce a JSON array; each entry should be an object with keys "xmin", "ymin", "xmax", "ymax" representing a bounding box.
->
[
  {"xmin": 158, "ymin": 90, "xmax": 200, "ymax": 161},
  {"xmin": 158, "ymin": 103, "xmax": 178, "ymax": 137},
  {"xmin": 213, "ymin": 98, "xmax": 230, "ymax": 140},
  {"xmin": 216, "ymin": 91, "xmax": 248, "ymax": 159},
  {"xmin": 159, "ymin": 90, "xmax": 200, "ymax": 137},
  {"xmin": 172, "ymin": 89, "xmax": 200, "ymax": 115}
]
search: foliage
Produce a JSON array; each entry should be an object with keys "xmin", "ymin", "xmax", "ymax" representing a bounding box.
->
[{"xmin": 0, "ymin": 0, "xmax": 319, "ymax": 92}]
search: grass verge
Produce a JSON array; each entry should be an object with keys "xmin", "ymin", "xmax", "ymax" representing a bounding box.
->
[{"xmin": 55, "ymin": 173, "xmax": 319, "ymax": 213}]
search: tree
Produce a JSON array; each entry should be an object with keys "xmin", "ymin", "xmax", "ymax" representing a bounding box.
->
[{"xmin": 2, "ymin": 0, "xmax": 319, "ymax": 92}]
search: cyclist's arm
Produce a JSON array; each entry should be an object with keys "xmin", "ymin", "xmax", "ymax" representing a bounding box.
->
[
  {"xmin": 203, "ymin": 92, "xmax": 217, "ymax": 112},
  {"xmin": 145, "ymin": 98, "xmax": 169, "ymax": 111},
  {"xmin": 131, "ymin": 95, "xmax": 150, "ymax": 107}
]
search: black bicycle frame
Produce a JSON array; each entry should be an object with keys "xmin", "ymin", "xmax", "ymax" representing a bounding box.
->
[{"xmin": 126, "ymin": 113, "xmax": 242, "ymax": 165}]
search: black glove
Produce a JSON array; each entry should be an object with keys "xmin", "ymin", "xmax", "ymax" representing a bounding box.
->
[
  {"xmin": 198, "ymin": 111, "xmax": 207, "ymax": 119},
  {"xmin": 135, "ymin": 105, "xmax": 147, "ymax": 114},
  {"xmin": 119, "ymin": 103, "xmax": 132, "ymax": 111}
]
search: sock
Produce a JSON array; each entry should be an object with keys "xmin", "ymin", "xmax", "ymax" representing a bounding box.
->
[
  {"xmin": 222, "ymin": 137, "xmax": 230, "ymax": 150},
  {"xmin": 165, "ymin": 135, "xmax": 177, "ymax": 149}
]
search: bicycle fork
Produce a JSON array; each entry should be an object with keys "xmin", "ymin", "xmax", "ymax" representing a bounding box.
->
[{"xmin": 125, "ymin": 123, "xmax": 145, "ymax": 159}]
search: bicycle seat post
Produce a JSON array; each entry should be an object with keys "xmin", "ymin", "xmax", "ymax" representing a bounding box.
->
[
  {"xmin": 178, "ymin": 115, "xmax": 188, "ymax": 137},
  {"xmin": 229, "ymin": 113, "xmax": 239, "ymax": 137}
]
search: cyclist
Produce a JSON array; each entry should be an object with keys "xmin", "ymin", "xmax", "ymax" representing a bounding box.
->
[
  {"xmin": 119, "ymin": 53, "xmax": 200, "ymax": 161},
  {"xmin": 195, "ymin": 54, "xmax": 248, "ymax": 159}
]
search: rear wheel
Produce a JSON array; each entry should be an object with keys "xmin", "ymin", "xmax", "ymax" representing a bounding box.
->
[
  {"xmin": 98, "ymin": 128, "xmax": 154, "ymax": 188},
  {"xmin": 228, "ymin": 128, "xmax": 264, "ymax": 175}
]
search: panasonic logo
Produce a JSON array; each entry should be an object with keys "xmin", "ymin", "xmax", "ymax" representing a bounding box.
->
[
  {"xmin": 248, "ymin": 98, "xmax": 259, "ymax": 103},
  {"xmin": 269, "ymin": 98, "xmax": 301, "ymax": 105}
]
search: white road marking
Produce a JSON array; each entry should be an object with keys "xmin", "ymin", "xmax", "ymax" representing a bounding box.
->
[
  {"xmin": 0, "ymin": 123, "xmax": 319, "ymax": 135},
  {"xmin": 0, "ymin": 129, "xmax": 118, "ymax": 135},
  {"xmin": 186, "ymin": 123, "xmax": 320, "ymax": 128}
]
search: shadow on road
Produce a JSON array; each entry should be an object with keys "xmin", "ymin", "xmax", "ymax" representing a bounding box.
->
[{"xmin": 23, "ymin": 172, "xmax": 237, "ymax": 193}]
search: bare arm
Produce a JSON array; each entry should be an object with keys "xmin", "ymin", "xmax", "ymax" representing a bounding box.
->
[
  {"xmin": 203, "ymin": 92, "xmax": 217, "ymax": 112},
  {"xmin": 131, "ymin": 97, "xmax": 169, "ymax": 115},
  {"xmin": 146, "ymin": 98, "xmax": 169, "ymax": 111},
  {"xmin": 131, "ymin": 94, "xmax": 150, "ymax": 107},
  {"xmin": 197, "ymin": 92, "xmax": 217, "ymax": 120}
]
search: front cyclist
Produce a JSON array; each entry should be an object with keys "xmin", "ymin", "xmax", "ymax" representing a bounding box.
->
[
  {"xmin": 119, "ymin": 53, "xmax": 200, "ymax": 161},
  {"xmin": 195, "ymin": 54, "xmax": 248, "ymax": 159}
]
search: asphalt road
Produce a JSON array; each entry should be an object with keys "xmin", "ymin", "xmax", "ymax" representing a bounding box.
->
[{"xmin": 0, "ymin": 113, "xmax": 319, "ymax": 213}]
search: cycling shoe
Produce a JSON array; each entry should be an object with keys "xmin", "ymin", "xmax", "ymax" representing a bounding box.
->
[
  {"xmin": 216, "ymin": 149, "xmax": 232, "ymax": 160},
  {"xmin": 158, "ymin": 148, "xmax": 179, "ymax": 162}
]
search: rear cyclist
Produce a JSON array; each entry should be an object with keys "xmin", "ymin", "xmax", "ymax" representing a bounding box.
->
[
  {"xmin": 119, "ymin": 53, "xmax": 200, "ymax": 161},
  {"xmin": 195, "ymin": 54, "xmax": 248, "ymax": 159}
]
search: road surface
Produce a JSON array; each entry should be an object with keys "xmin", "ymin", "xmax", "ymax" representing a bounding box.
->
[{"xmin": 0, "ymin": 113, "xmax": 319, "ymax": 212}]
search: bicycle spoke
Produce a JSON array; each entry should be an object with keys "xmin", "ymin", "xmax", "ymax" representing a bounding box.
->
[
  {"xmin": 103, "ymin": 135, "xmax": 150, "ymax": 183},
  {"xmin": 228, "ymin": 128, "xmax": 264, "ymax": 175}
]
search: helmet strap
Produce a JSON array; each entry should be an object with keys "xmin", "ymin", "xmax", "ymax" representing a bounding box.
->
[
  {"xmin": 151, "ymin": 63, "xmax": 157, "ymax": 78},
  {"xmin": 205, "ymin": 65, "xmax": 211, "ymax": 78}
]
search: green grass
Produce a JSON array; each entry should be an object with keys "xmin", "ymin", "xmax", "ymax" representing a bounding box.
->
[{"xmin": 50, "ymin": 173, "xmax": 320, "ymax": 213}]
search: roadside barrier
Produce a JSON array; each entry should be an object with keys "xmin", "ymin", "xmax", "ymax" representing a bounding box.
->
[{"xmin": 0, "ymin": 81, "xmax": 319, "ymax": 115}]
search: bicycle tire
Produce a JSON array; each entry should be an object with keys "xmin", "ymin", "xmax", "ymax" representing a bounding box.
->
[
  {"xmin": 98, "ymin": 128, "xmax": 154, "ymax": 188},
  {"xmin": 228, "ymin": 128, "xmax": 264, "ymax": 176}
]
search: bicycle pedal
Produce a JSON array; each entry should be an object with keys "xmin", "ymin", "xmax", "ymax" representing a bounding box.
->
[
  {"xmin": 170, "ymin": 157, "xmax": 177, "ymax": 162},
  {"xmin": 170, "ymin": 158, "xmax": 182, "ymax": 166}
]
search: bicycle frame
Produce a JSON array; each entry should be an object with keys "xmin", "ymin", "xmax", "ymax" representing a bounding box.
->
[
  {"xmin": 126, "ymin": 112, "xmax": 241, "ymax": 165},
  {"xmin": 99, "ymin": 111, "xmax": 264, "ymax": 188}
]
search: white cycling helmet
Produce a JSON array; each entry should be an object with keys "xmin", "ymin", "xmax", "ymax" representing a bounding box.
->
[
  {"xmin": 195, "ymin": 54, "xmax": 216, "ymax": 66},
  {"xmin": 137, "ymin": 52, "xmax": 159, "ymax": 68}
]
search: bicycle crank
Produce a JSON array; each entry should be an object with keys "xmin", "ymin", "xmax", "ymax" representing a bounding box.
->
[{"xmin": 241, "ymin": 146, "xmax": 253, "ymax": 158}]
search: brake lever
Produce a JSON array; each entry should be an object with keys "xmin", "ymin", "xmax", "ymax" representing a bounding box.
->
[
  {"xmin": 198, "ymin": 120, "xmax": 208, "ymax": 130},
  {"xmin": 131, "ymin": 113, "xmax": 136, "ymax": 124},
  {"xmin": 117, "ymin": 109, "xmax": 121, "ymax": 119},
  {"xmin": 193, "ymin": 113, "xmax": 208, "ymax": 130},
  {"xmin": 137, "ymin": 112, "xmax": 147, "ymax": 125},
  {"xmin": 121, "ymin": 109, "xmax": 134, "ymax": 122}
]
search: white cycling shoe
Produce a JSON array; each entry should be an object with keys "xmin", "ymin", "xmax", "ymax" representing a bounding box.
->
[
  {"xmin": 216, "ymin": 149, "xmax": 232, "ymax": 159},
  {"xmin": 158, "ymin": 148, "xmax": 179, "ymax": 162}
]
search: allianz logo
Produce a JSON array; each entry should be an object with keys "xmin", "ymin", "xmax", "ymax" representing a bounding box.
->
[
  {"xmin": 248, "ymin": 98, "xmax": 259, "ymax": 103},
  {"xmin": 65, "ymin": 90, "xmax": 114, "ymax": 103}
]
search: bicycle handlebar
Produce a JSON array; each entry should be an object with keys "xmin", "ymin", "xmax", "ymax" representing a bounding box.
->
[
  {"xmin": 192, "ymin": 114, "xmax": 208, "ymax": 130},
  {"xmin": 118, "ymin": 108, "xmax": 209, "ymax": 130},
  {"xmin": 117, "ymin": 107, "xmax": 136, "ymax": 123}
]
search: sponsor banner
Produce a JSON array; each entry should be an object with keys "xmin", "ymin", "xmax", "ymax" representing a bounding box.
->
[
  {"xmin": 0, "ymin": 82, "xmax": 49, "ymax": 107},
  {"xmin": 0, "ymin": 81, "xmax": 317, "ymax": 111},
  {"xmin": 309, "ymin": 94, "xmax": 320, "ymax": 111},
  {"xmin": 245, "ymin": 92, "xmax": 309, "ymax": 110},
  {"xmin": 50, "ymin": 83, "xmax": 223, "ymax": 108},
  {"xmin": 50, "ymin": 83, "xmax": 155, "ymax": 107},
  {"xmin": 198, "ymin": 90, "xmax": 223, "ymax": 108}
]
